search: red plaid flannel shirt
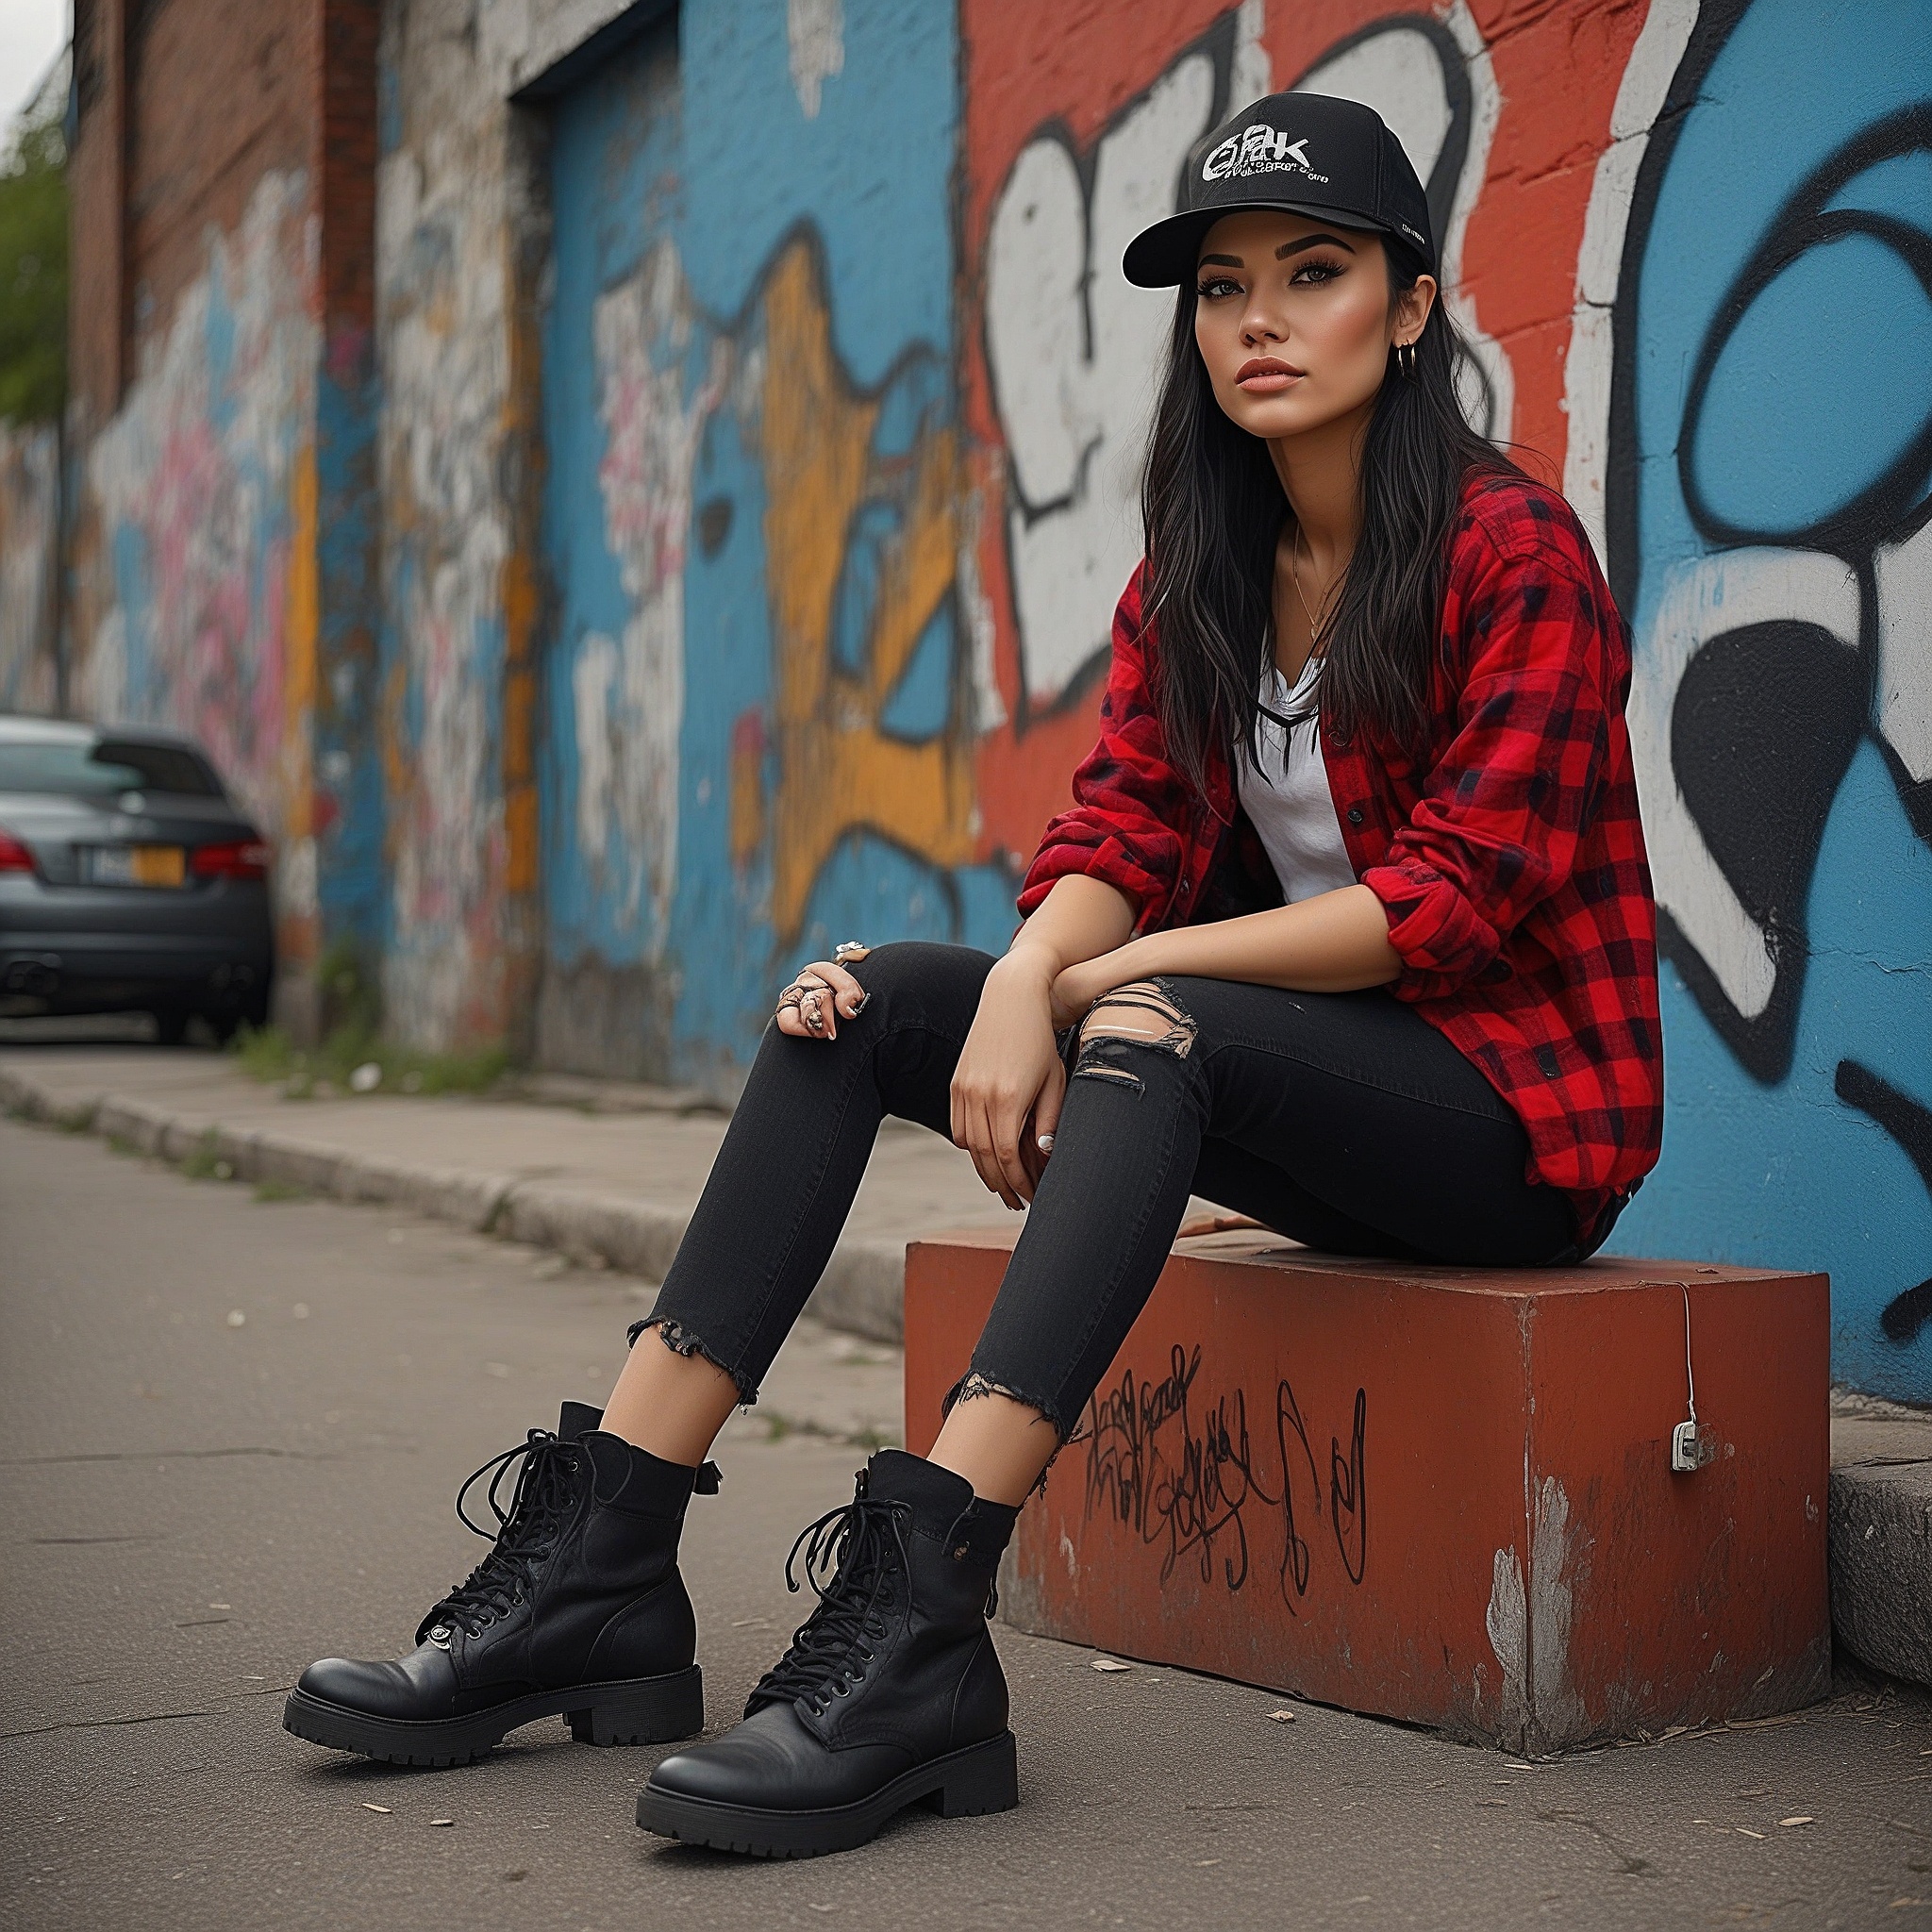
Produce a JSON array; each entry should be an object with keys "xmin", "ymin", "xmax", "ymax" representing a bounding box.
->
[{"xmin": 1018, "ymin": 475, "xmax": 1662, "ymax": 1243}]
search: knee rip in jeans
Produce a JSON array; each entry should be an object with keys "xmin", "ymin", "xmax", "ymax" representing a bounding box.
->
[
  {"xmin": 1072, "ymin": 978, "xmax": 1197, "ymax": 1093},
  {"xmin": 627, "ymin": 1315, "xmax": 758, "ymax": 1407}
]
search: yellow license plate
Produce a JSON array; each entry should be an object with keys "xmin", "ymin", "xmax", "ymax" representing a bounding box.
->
[
  {"xmin": 93, "ymin": 844, "xmax": 187, "ymax": 887},
  {"xmin": 133, "ymin": 845, "xmax": 186, "ymax": 886}
]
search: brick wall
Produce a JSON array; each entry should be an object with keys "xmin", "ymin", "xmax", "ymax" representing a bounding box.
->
[{"xmin": 62, "ymin": 0, "xmax": 383, "ymax": 1032}]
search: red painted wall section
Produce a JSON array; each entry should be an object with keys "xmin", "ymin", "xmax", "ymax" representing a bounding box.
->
[
  {"xmin": 1456, "ymin": 0, "xmax": 1647, "ymax": 470},
  {"xmin": 958, "ymin": 0, "xmax": 1648, "ymax": 861}
]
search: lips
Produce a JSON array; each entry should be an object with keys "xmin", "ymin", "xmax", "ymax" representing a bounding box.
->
[{"xmin": 1236, "ymin": 357, "xmax": 1304, "ymax": 389}]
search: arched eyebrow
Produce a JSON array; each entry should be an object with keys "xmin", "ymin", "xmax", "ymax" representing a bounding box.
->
[
  {"xmin": 1277, "ymin": 233, "xmax": 1356, "ymax": 258},
  {"xmin": 1196, "ymin": 233, "xmax": 1360, "ymax": 272}
]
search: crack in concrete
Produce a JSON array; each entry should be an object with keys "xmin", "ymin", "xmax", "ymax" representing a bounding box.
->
[
  {"xmin": 1, "ymin": 1708, "xmax": 224, "ymax": 1742},
  {"xmin": 1536, "ymin": 1807, "xmax": 1657, "ymax": 1876},
  {"xmin": 28, "ymin": 1533, "xmax": 161, "ymax": 1544}
]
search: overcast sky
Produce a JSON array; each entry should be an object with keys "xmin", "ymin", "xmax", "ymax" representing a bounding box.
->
[{"xmin": 1, "ymin": 0, "xmax": 67, "ymax": 141}]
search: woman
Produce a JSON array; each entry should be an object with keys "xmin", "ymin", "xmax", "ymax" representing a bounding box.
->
[{"xmin": 286, "ymin": 92, "xmax": 1659, "ymax": 1857}]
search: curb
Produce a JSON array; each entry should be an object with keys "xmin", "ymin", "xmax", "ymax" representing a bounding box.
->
[
  {"xmin": 0, "ymin": 1066, "xmax": 908, "ymax": 1344},
  {"xmin": 1828, "ymin": 1404, "xmax": 1932, "ymax": 1690}
]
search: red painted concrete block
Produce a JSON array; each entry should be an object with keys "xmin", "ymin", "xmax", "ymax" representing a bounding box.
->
[{"xmin": 905, "ymin": 1230, "xmax": 1831, "ymax": 1754}]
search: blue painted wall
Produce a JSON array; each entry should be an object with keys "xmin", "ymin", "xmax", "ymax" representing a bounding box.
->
[
  {"xmin": 1610, "ymin": 0, "xmax": 1932, "ymax": 1400},
  {"xmin": 538, "ymin": 0, "xmax": 1013, "ymax": 1087}
]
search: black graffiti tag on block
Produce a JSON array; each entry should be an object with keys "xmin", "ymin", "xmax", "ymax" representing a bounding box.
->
[{"xmin": 1081, "ymin": 1344, "xmax": 1367, "ymax": 1608}]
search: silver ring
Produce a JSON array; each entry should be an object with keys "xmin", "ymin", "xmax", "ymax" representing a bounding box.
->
[{"xmin": 833, "ymin": 941, "xmax": 872, "ymax": 964}]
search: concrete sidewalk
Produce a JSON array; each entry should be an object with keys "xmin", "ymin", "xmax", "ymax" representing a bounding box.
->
[
  {"xmin": 0, "ymin": 1041, "xmax": 1023, "ymax": 1342},
  {"xmin": 3, "ymin": 1037, "xmax": 1927, "ymax": 1695},
  {"xmin": 11, "ymin": 1114, "xmax": 1930, "ymax": 1932}
]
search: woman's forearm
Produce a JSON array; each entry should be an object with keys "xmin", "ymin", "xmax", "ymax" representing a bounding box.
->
[
  {"xmin": 1001, "ymin": 874, "xmax": 1139, "ymax": 984},
  {"xmin": 1062, "ymin": 882, "xmax": 1401, "ymax": 1004}
]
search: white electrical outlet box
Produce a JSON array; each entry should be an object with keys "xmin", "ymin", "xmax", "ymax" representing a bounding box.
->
[{"xmin": 1672, "ymin": 1420, "xmax": 1716, "ymax": 1473}]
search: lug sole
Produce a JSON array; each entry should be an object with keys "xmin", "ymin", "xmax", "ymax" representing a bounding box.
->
[
  {"xmin": 635, "ymin": 1729, "xmax": 1018, "ymax": 1857},
  {"xmin": 282, "ymin": 1664, "xmax": 703, "ymax": 1768}
]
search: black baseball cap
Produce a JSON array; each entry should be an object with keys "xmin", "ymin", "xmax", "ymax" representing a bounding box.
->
[{"xmin": 1123, "ymin": 91, "xmax": 1435, "ymax": 287}]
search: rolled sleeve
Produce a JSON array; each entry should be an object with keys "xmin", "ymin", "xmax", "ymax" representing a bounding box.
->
[
  {"xmin": 1364, "ymin": 532, "xmax": 1623, "ymax": 1003},
  {"xmin": 1016, "ymin": 571, "xmax": 1192, "ymax": 934}
]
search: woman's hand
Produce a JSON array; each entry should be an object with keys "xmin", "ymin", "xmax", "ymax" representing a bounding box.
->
[
  {"xmin": 774, "ymin": 958, "xmax": 869, "ymax": 1041},
  {"xmin": 950, "ymin": 949, "xmax": 1067, "ymax": 1209}
]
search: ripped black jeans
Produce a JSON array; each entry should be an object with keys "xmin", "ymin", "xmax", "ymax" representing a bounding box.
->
[{"xmin": 635, "ymin": 941, "xmax": 1598, "ymax": 1440}]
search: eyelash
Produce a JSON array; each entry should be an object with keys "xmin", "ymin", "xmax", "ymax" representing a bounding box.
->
[{"xmin": 1195, "ymin": 259, "xmax": 1346, "ymax": 300}]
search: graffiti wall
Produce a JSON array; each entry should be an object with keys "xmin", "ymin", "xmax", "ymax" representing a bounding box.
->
[
  {"xmin": 1603, "ymin": 0, "xmax": 1932, "ymax": 1402},
  {"xmin": 29, "ymin": 0, "xmax": 1923, "ymax": 1395},
  {"xmin": 518, "ymin": 0, "xmax": 1926, "ymax": 1392},
  {"xmin": 66, "ymin": 169, "xmax": 324, "ymax": 962},
  {"xmin": 375, "ymin": 0, "xmax": 537, "ymax": 1051},
  {"xmin": 537, "ymin": 0, "xmax": 1012, "ymax": 1086},
  {"xmin": 0, "ymin": 420, "xmax": 58, "ymax": 713}
]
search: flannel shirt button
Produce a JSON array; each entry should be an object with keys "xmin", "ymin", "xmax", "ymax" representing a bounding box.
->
[
  {"xmin": 1178, "ymin": 878, "xmax": 1191, "ymax": 896},
  {"xmin": 1346, "ymin": 807, "xmax": 1364, "ymax": 825}
]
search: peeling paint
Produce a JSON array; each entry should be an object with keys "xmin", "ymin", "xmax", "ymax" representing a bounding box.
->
[
  {"xmin": 1485, "ymin": 1541, "xmax": 1528, "ymax": 1745},
  {"xmin": 0, "ymin": 423, "xmax": 58, "ymax": 712},
  {"xmin": 375, "ymin": 2, "xmax": 528, "ymax": 1048},
  {"xmin": 788, "ymin": 0, "xmax": 845, "ymax": 120},
  {"xmin": 582, "ymin": 243, "xmax": 725, "ymax": 951},
  {"xmin": 1529, "ymin": 1475, "xmax": 1588, "ymax": 1747},
  {"xmin": 1487, "ymin": 1475, "xmax": 1594, "ymax": 1750}
]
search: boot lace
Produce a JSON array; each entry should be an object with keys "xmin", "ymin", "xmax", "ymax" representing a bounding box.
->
[
  {"xmin": 747, "ymin": 1471, "xmax": 911, "ymax": 1720},
  {"xmin": 417, "ymin": 1430, "xmax": 583, "ymax": 1644}
]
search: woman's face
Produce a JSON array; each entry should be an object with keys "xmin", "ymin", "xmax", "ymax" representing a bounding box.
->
[{"xmin": 1192, "ymin": 208, "xmax": 1435, "ymax": 441}]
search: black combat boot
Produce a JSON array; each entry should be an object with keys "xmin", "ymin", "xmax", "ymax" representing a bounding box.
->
[
  {"xmin": 637, "ymin": 1448, "xmax": 1019, "ymax": 1857},
  {"xmin": 284, "ymin": 1401, "xmax": 717, "ymax": 1767}
]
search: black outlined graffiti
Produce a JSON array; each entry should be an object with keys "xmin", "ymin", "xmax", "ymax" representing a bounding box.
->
[
  {"xmin": 1836, "ymin": 1061, "xmax": 1932, "ymax": 1345},
  {"xmin": 984, "ymin": 15, "xmax": 1247, "ymax": 722},
  {"xmin": 1618, "ymin": 102, "xmax": 1932, "ymax": 1085},
  {"xmin": 1083, "ymin": 1347, "xmax": 1367, "ymax": 1607},
  {"xmin": 1608, "ymin": 6, "xmax": 1931, "ymax": 1361}
]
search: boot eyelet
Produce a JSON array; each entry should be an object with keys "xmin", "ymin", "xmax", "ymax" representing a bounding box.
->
[{"xmin": 953, "ymin": 1544, "xmax": 969, "ymax": 1559}]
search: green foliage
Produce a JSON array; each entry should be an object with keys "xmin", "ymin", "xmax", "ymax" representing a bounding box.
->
[
  {"xmin": 231, "ymin": 1021, "xmax": 509, "ymax": 1100},
  {"xmin": 180, "ymin": 1131, "xmax": 236, "ymax": 1182},
  {"xmin": 317, "ymin": 936, "xmax": 382, "ymax": 1041},
  {"xmin": 0, "ymin": 78, "xmax": 67, "ymax": 425}
]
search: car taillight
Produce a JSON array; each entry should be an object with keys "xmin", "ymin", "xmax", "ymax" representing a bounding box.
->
[
  {"xmin": 192, "ymin": 839, "xmax": 272, "ymax": 880},
  {"xmin": 0, "ymin": 826, "xmax": 34, "ymax": 874}
]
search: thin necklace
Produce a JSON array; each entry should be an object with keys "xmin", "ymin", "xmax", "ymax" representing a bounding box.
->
[{"xmin": 1289, "ymin": 527, "xmax": 1334, "ymax": 641}]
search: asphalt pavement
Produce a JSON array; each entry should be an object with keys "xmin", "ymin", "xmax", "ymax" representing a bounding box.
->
[{"xmin": 4, "ymin": 1113, "xmax": 1930, "ymax": 1931}]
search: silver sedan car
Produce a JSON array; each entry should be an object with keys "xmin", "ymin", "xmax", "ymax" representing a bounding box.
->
[{"xmin": 0, "ymin": 716, "xmax": 275, "ymax": 1042}]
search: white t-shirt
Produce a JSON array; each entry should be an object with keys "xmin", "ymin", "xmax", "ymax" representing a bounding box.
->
[{"xmin": 1236, "ymin": 657, "xmax": 1357, "ymax": 903}]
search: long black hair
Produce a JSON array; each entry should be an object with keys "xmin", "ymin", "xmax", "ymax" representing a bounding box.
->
[{"xmin": 1138, "ymin": 242, "xmax": 1519, "ymax": 795}]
